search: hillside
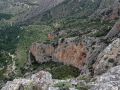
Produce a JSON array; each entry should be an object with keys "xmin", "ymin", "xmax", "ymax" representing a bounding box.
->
[
  {"xmin": 16, "ymin": 0, "xmax": 101, "ymax": 24},
  {"xmin": 1, "ymin": 0, "xmax": 120, "ymax": 90}
]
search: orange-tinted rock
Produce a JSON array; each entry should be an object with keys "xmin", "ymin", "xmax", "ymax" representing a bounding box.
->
[
  {"xmin": 30, "ymin": 43, "xmax": 55, "ymax": 63},
  {"xmin": 29, "ymin": 38, "xmax": 87, "ymax": 69},
  {"xmin": 53, "ymin": 43, "xmax": 87, "ymax": 69},
  {"xmin": 48, "ymin": 34, "xmax": 55, "ymax": 41},
  {"xmin": 47, "ymin": 30, "xmax": 67, "ymax": 40}
]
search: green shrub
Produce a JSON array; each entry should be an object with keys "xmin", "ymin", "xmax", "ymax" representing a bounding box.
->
[
  {"xmin": 54, "ymin": 82, "xmax": 72, "ymax": 90},
  {"xmin": 0, "ymin": 13, "xmax": 13, "ymax": 20},
  {"xmin": 17, "ymin": 25, "xmax": 53, "ymax": 67},
  {"xmin": 51, "ymin": 65, "xmax": 80, "ymax": 79},
  {"xmin": 76, "ymin": 82, "xmax": 90, "ymax": 90}
]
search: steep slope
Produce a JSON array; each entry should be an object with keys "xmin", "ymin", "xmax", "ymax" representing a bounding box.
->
[
  {"xmin": 0, "ymin": 0, "xmax": 30, "ymax": 15},
  {"xmin": 16, "ymin": 0, "xmax": 103, "ymax": 24},
  {"xmin": 90, "ymin": 0, "xmax": 120, "ymax": 20},
  {"xmin": 1, "ymin": 0, "xmax": 120, "ymax": 90},
  {"xmin": 16, "ymin": 0, "xmax": 65, "ymax": 24},
  {"xmin": 16, "ymin": 0, "xmax": 120, "ymax": 25}
]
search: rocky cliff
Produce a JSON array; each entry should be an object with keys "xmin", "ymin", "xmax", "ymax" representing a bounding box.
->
[
  {"xmin": 2, "ymin": 0, "xmax": 120, "ymax": 90},
  {"xmin": 30, "ymin": 37, "xmax": 87, "ymax": 69}
]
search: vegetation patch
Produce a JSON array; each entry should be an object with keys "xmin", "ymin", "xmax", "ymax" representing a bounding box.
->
[
  {"xmin": 22, "ymin": 61, "xmax": 80, "ymax": 79},
  {"xmin": 16, "ymin": 25, "xmax": 53, "ymax": 68},
  {"xmin": 54, "ymin": 82, "xmax": 72, "ymax": 90},
  {"xmin": 0, "ymin": 13, "xmax": 13, "ymax": 20}
]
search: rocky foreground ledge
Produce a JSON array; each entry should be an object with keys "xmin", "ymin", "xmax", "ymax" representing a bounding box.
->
[{"xmin": 2, "ymin": 65, "xmax": 120, "ymax": 90}]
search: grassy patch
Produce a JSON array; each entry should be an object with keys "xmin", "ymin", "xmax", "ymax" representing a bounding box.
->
[
  {"xmin": 48, "ymin": 17, "xmax": 115, "ymax": 38},
  {"xmin": 22, "ymin": 61, "xmax": 80, "ymax": 79},
  {"xmin": 51, "ymin": 64, "xmax": 80, "ymax": 79},
  {"xmin": 16, "ymin": 25, "xmax": 53, "ymax": 68}
]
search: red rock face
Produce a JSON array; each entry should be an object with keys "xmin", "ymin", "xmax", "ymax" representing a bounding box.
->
[
  {"xmin": 53, "ymin": 43, "xmax": 87, "ymax": 69},
  {"xmin": 29, "ymin": 41, "xmax": 87, "ymax": 69}
]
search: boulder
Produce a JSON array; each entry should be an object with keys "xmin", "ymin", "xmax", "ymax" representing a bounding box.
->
[
  {"xmin": 2, "ymin": 70, "xmax": 89, "ymax": 90},
  {"xmin": 1, "ymin": 71, "xmax": 53, "ymax": 90}
]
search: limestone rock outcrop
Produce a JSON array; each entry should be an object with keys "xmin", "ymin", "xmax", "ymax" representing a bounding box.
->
[
  {"xmin": 30, "ymin": 43, "xmax": 55, "ymax": 63},
  {"xmin": 30, "ymin": 37, "xmax": 87, "ymax": 69},
  {"xmin": 1, "ymin": 70, "xmax": 89, "ymax": 90},
  {"xmin": 84, "ymin": 18, "xmax": 120, "ymax": 75},
  {"xmin": 105, "ymin": 19, "xmax": 120, "ymax": 39},
  {"xmin": 3, "ymin": 65, "xmax": 120, "ymax": 90},
  {"xmin": 53, "ymin": 41, "xmax": 87, "ymax": 69},
  {"xmin": 1, "ymin": 71, "xmax": 53, "ymax": 90},
  {"xmin": 90, "ymin": 65, "xmax": 120, "ymax": 90},
  {"xmin": 93, "ymin": 38, "xmax": 120, "ymax": 75}
]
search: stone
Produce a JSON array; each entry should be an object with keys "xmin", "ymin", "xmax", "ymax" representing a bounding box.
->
[
  {"xmin": 93, "ymin": 38, "xmax": 120, "ymax": 75},
  {"xmin": 30, "ymin": 43, "xmax": 55, "ymax": 63},
  {"xmin": 90, "ymin": 65, "xmax": 120, "ymax": 90},
  {"xmin": 29, "ymin": 37, "xmax": 87, "ymax": 69},
  {"xmin": 53, "ymin": 41, "xmax": 87, "ymax": 69},
  {"xmin": 105, "ymin": 19, "xmax": 120, "ymax": 39},
  {"xmin": 1, "ymin": 71, "xmax": 53, "ymax": 90},
  {"xmin": 90, "ymin": 0, "xmax": 120, "ymax": 21}
]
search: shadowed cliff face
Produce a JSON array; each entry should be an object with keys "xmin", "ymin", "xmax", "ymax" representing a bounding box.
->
[{"xmin": 29, "ymin": 39, "xmax": 87, "ymax": 69}]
